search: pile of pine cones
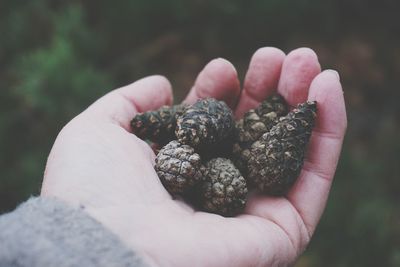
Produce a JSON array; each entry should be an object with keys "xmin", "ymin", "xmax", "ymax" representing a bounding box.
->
[{"xmin": 131, "ymin": 94, "xmax": 317, "ymax": 216}]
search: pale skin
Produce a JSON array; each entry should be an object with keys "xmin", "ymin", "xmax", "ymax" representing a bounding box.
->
[{"xmin": 41, "ymin": 47, "xmax": 347, "ymax": 267}]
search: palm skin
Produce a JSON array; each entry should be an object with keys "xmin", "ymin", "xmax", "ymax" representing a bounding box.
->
[{"xmin": 41, "ymin": 47, "xmax": 347, "ymax": 267}]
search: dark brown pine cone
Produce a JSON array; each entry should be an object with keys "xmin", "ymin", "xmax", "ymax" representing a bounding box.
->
[
  {"xmin": 131, "ymin": 104, "xmax": 185, "ymax": 145},
  {"xmin": 247, "ymin": 101, "xmax": 317, "ymax": 195},
  {"xmin": 202, "ymin": 158, "xmax": 248, "ymax": 216},
  {"xmin": 233, "ymin": 94, "xmax": 288, "ymax": 174},
  {"xmin": 155, "ymin": 140, "xmax": 205, "ymax": 195},
  {"xmin": 175, "ymin": 98, "xmax": 235, "ymax": 150}
]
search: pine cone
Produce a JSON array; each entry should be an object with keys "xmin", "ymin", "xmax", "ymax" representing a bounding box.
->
[
  {"xmin": 247, "ymin": 101, "xmax": 317, "ymax": 195},
  {"xmin": 202, "ymin": 158, "xmax": 248, "ymax": 216},
  {"xmin": 233, "ymin": 94, "xmax": 288, "ymax": 174},
  {"xmin": 131, "ymin": 105, "xmax": 185, "ymax": 145},
  {"xmin": 155, "ymin": 140, "xmax": 205, "ymax": 195},
  {"xmin": 175, "ymin": 98, "xmax": 235, "ymax": 150}
]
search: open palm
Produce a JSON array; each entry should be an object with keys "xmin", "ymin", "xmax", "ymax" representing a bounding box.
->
[{"xmin": 41, "ymin": 47, "xmax": 346, "ymax": 267}]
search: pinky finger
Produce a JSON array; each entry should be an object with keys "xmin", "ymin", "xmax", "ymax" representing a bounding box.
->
[{"xmin": 287, "ymin": 70, "xmax": 347, "ymax": 236}]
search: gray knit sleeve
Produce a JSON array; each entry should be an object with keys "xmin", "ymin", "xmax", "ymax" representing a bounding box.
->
[{"xmin": 0, "ymin": 197, "xmax": 149, "ymax": 267}]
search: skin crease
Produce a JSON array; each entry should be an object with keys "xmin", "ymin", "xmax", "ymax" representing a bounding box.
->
[{"xmin": 41, "ymin": 47, "xmax": 347, "ymax": 267}]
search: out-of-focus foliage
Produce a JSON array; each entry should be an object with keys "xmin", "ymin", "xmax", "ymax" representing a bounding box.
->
[{"xmin": 1, "ymin": 0, "xmax": 400, "ymax": 266}]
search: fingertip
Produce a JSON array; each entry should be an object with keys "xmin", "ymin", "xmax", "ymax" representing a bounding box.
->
[
  {"xmin": 149, "ymin": 75, "xmax": 174, "ymax": 106},
  {"xmin": 150, "ymin": 74, "xmax": 174, "ymax": 96},
  {"xmin": 287, "ymin": 47, "xmax": 319, "ymax": 64},
  {"xmin": 252, "ymin": 47, "xmax": 286, "ymax": 62},
  {"xmin": 244, "ymin": 47, "xmax": 285, "ymax": 98},
  {"xmin": 123, "ymin": 75, "xmax": 174, "ymax": 112},
  {"xmin": 325, "ymin": 69, "xmax": 340, "ymax": 81},
  {"xmin": 198, "ymin": 58, "xmax": 239, "ymax": 97},
  {"xmin": 207, "ymin": 58, "xmax": 238, "ymax": 78},
  {"xmin": 308, "ymin": 70, "xmax": 347, "ymax": 136},
  {"xmin": 285, "ymin": 48, "xmax": 321, "ymax": 80},
  {"xmin": 235, "ymin": 47, "xmax": 285, "ymax": 118},
  {"xmin": 184, "ymin": 58, "xmax": 240, "ymax": 107},
  {"xmin": 278, "ymin": 48, "xmax": 321, "ymax": 105}
]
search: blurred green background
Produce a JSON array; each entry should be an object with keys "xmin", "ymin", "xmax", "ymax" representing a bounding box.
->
[{"xmin": 1, "ymin": 0, "xmax": 399, "ymax": 266}]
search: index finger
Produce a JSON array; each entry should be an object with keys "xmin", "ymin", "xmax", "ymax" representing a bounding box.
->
[{"xmin": 183, "ymin": 58, "xmax": 240, "ymax": 108}]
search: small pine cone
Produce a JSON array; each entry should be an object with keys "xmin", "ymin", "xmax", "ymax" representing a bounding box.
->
[
  {"xmin": 131, "ymin": 105, "xmax": 185, "ymax": 145},
  {"xmin": 175, "ymin": 98, "xmax": 235, "ymax": 149},
  {"xmin": 202, "ymin": 158, "xmax": 248, "ymax": 216},
  {"xmin": 247, "ymin": 101, "xmax": 317, "ymax": 195},
  {"xmin": 155, "ymin": 140, "xmax": 205, "ymax": 195},
  {"xmin": 233, "ymin": 94, "xmax": 288, "ymax": 174}
]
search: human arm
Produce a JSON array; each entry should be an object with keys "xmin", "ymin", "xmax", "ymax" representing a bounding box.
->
[
  {"xmin": 0, "ymin": 197, "xmax": 148, "ymax": 267},
  {"xmin": 1, "ymin": 47, "xmax": 346, "ymax": 267}
]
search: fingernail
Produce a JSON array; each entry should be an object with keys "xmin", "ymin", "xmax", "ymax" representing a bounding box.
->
[{"xmin": 326, "ymin": 69, "xmax": 340, "ymax": 81}]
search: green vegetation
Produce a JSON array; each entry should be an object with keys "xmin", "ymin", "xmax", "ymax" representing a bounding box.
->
[{"xmin": 1, "ymin": 0, "xmax": 399, "ymax": 266}]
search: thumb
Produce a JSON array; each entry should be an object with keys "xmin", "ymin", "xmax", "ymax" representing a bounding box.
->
[{"xmin": 84, "ymin": 75, "xmax": 173, "ymax": 131}]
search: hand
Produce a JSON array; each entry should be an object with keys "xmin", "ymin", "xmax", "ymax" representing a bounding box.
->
[{"xmin": 41, "ymin": 47, "xmax": 347, "ymax": 267}]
